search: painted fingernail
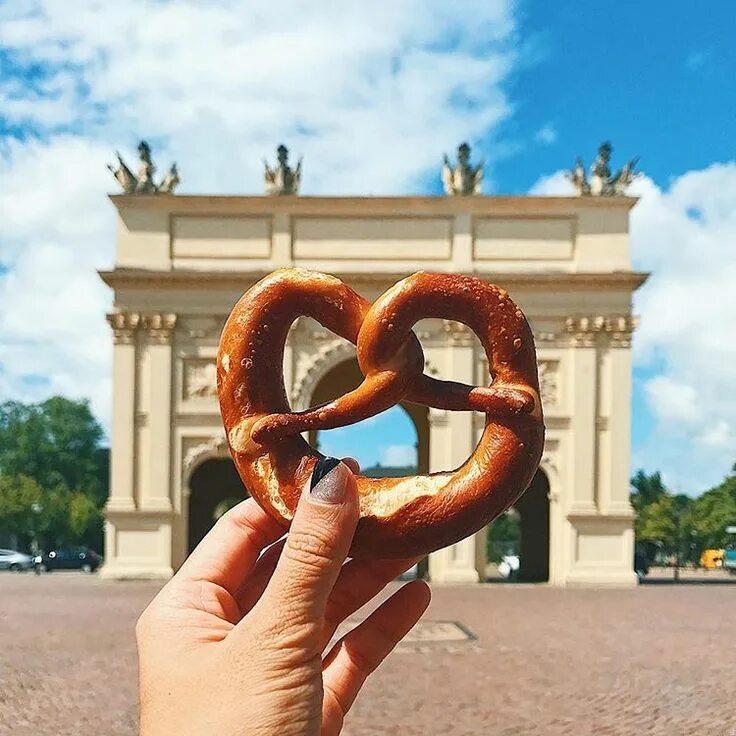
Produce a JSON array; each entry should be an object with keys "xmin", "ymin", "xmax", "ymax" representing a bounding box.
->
[{"xmin": 310, "ymin": 456, "xmax": 347, "ymax": 504}]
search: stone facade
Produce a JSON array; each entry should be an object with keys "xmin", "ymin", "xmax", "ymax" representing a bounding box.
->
[{"xmin": 99, "ymin": 194, "xmax": 646, "ymax": 585}]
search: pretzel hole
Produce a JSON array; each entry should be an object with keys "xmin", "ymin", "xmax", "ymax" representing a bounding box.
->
[{"xmin": 307, "ymin": 356, "xmax": 430, "ymax": 478}]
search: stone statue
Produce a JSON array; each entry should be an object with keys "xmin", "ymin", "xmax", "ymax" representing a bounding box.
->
[
  {"xmin": 264, "ymin": 144, "xmax": 301, "ymax": 195},
  {"xmin": 442, "ymin": 142, "xmax": 483, "ymax": 195},
  {"xmin": 566, "ymin": 156, "xmax": 589, "ymax": 195},
  {"xmin": 567, "ymin": 142, "xmax": 639, "ymax": 197},
  {"xmin": 108, "ymin": 140, "xmax": 180, "ymax": 194}
]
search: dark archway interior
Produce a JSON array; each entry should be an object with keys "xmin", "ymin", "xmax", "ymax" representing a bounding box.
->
[
  {"xmin": 515, "ymin": 469, "xmax": 550, "ymax": 582},
  {"xmin": 485, "ymin": 468, "xmax": 550, "ymax": 582},
  {"xmin": 188, "ymin": 459, "xmax": 249, "ymax": 553},
  {"xmin": 308, "ymin": 358, "xmax": 429, "ymax": 475}
]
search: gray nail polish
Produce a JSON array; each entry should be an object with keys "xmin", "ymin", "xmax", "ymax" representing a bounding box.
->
[{"xmin": 310, "ymin": 456, "xmax": 346, "ymax": 504}]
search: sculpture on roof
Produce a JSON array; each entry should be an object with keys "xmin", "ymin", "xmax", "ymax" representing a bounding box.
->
[
  {"xmin": 441, "ymin": 142, "xmax": 483, "ymax": 195},
  {"xmin": 567, "ymin": 141, "xmax": 639, "ymax": 196},
  {"xmin": 108, "ymin": 140, "xmax": 179, "ymax": 194},
  {"xmin": 264, "ymin": 144, "xmax": 302, "ymax": 195}
]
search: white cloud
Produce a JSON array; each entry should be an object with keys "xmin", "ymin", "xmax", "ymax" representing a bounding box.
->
[
  {"xmin": 534, "ymin": 123, "xmax": 557, "ymax": 145},
  {"xmin": 380, "ymin": 444, "xmax": 416, "ymax": 467},
  {"xmin": 530, "ymin": 164, "xmax": 736, "ymax": 491},
  {"xmin": 0, "ymin": 1, "xmax": 520, "ymax": 427}
]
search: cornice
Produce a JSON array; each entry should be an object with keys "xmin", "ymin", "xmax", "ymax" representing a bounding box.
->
[
  {"xmin": 99, "ymin": 267, "xmax": 649, "ymax": 291},
  {"xmin": 109, "ymin": 193, "xmax": 638, "ymax": 216}
]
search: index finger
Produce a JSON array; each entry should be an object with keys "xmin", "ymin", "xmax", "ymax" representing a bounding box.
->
[{"xmin": 175, "ymin": 498, "xmax": 285, "ymax": 594}]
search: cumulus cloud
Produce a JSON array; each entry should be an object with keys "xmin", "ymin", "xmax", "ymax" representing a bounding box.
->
[
  {"xmin": 534, "ymin": 124, "xmax": 557, "ymax": 145},
  {"xmin": 530, "ymin": 164, "xmax": 736, "ymax": 491},
  {"xmin": 380, "ymin": 444, "xmax": 417, "ymax": 467},
  {"xmin": 0, "ymin": 0, "xmax": 520, "ymax": 427}
]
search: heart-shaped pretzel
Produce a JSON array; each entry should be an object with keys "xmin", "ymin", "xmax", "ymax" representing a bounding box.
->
[{"xmin": 217, "ymin": 268, "xmax": 545, "ymax": 559}]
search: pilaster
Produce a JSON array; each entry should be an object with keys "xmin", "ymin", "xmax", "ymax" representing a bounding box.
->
[
  {"xmin": 142, "ymin": 314, "xmax": 177, "ymax": 512},
  {"xmin": 106, "ymin": 313, "xmax": 140, "ymax": 512}
]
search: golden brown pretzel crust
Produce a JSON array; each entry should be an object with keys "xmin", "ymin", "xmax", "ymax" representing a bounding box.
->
[{"xmin": 217, "ymin": 268, "xmax": 545, "ymax": 559}]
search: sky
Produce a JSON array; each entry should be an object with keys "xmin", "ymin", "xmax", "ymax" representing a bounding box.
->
[{"xmin": 0, "ymin": 1, "xmax": 734, "ymax": 494}]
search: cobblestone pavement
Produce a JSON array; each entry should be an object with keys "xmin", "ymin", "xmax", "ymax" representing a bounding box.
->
[{"xmin": 1, "ymin": 573, "xmax": 735, "ymax": 736}]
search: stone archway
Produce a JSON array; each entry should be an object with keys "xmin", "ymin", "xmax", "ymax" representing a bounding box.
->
[
  {"xmin": 484, "ymin": 467, "xmax": 550, "ymax": 583},
  {"xmin": 187, "ymin": 458, "xmax": 249, "ymax": 553}
]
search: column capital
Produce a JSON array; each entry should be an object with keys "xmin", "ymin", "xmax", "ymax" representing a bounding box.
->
[
  {"xmin": 565, "ymin": 314, "xmax": 637, "ymax": 348},
  {"xmin": 106, "ymin": 312, "xmax": 141, "ymax": 344},
  {"xmin": 142, "ymin": 313, "xmax": 178, "ymax": 344},
  {"xmin": 441, "ymin": 319, "xmax": 474, "ymax": 347}
]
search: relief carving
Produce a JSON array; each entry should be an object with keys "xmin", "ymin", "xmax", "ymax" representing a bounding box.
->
[
  {"xmin": 183, "ymin": 359, "xmax": 218, "ymax": 399},
  {"xmin": 537, "ymin": 360, "xmax": 559, "ymax": 406}
]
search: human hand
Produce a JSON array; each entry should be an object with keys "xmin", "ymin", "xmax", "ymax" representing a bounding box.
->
[{"xmin": 136, "ymin": 458, "xmax": 431, "ymax": 735}]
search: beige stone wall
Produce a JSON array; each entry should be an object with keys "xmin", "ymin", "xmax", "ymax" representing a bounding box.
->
[{"xmin": 100, "ymin": 195, "xmax": 644, "ymax": 585}]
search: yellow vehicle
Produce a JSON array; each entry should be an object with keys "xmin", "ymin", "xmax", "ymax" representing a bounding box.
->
[{"xmin": 700, "ymin": 549, "xmax": 724, "ymax": 570}]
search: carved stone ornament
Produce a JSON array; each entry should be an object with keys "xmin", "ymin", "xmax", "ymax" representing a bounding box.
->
[
  {"xmin": 441, "ymin": 142, "xmax": 483, "ymax": 196},
  {"xmin": 565, "ymin": 315, "xmax": 637, "ymax": 347},
  {"xmin": 537, "ymin": 360, "xmax": 559, "ymax": 405},
  {"xmin": 183, "ymin": 434, "xmax": 229, "ymax": 477},
  {"xmin": 441, "ymin": 319, "xmax": 475, "ymax": 346},
  {"xmin": 264, "ymin": 144, "xmax": 301, "ymax": 195},
  {"xmin": 142, "ymin": 313, "xmax": 177, "ymax": 344},
  {"xmin": 184, "ymin": 360, "xmax": 218, "ymax": 399},
  {"xmin": 106, "ymin": 312, "xmax": 141, "ymax": 344},
  {"xmin": 108, "ymin": 140, "xmax": 179, "ymax": 194},
  {"xmin": 566, "ymin": 141, "xmax": 639, "ymax": 197}
]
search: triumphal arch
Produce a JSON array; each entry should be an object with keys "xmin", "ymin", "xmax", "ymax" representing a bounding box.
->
[{"xmin": 100, "ymin": 143, "xmax": 645, "ymax": 585}]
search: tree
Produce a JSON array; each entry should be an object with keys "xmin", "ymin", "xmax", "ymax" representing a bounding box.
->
[
  {"xmin": 685, "ymin": 473, "xmax": 736, "ymax": 550},
  {"xmin": 0, "ymin": 397, "xmax": 108, "ymax": 505},
  {"xmin": 630, "ymin": 470, "xmax": 668, "ymax": 512},
  {"xmin": 0, "ymin": 475, "xmax": 70, "ymax": 550}
]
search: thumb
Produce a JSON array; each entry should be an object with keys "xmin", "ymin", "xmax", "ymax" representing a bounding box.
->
[{"xmin": 256, "ymin": 457, "xmax": 359, "ymax": 630}]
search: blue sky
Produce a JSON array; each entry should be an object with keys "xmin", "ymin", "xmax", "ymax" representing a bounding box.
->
[{"xmin": 0, "ymin": 1, "xmax": 734, "ymax": 494}]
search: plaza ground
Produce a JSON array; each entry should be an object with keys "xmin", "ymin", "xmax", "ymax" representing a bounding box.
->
[{"xmin": 1, "ymin": 572, "xmax": 735, "ymax": 736}]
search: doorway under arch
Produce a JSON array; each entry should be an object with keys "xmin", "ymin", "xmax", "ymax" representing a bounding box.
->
[
  {"xmin": 188, "ymin": 459, "xmax": 249, "ymax": 553},
  {"xmin": 485, "ymin": 468, "xmax": 550, "ymax": 583}
]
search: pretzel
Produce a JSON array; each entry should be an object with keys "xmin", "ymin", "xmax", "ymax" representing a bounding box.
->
[{"xmin": 217, "ymin": 268, "xmax": 545, "ymax": 559}]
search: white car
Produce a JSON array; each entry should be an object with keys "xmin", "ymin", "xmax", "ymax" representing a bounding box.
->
[
  {"xmin": 497, "ymin": 554, "xmax": 520, "ymax": 579},
  {"xmin": 0, "ymin": 548, "xmax": 34, "ymax": 571}
]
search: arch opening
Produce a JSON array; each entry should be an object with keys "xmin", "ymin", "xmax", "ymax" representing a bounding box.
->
[
  {"xmin": 484, "ymin": 468, "xmax": 550, "ymax": 583},
  {"xmin": 309, "ymin": 358, "xmax": 428, "ymax": 477},
  {"xmin": 187, "ymin": 458, "xmax": 249, "ymax": 554}
]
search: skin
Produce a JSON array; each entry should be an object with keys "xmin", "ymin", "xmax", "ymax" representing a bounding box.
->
[{"xmin": 137, "ymin": 459, "xmax": 431, "ymax": 735}]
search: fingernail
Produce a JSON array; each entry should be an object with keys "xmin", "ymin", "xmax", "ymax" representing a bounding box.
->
[{"xmin": 310, "ymin": 456, "xmax": 347, "ymax": 504}]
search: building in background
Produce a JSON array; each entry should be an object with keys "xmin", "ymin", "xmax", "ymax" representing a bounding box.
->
[{"xmin": 100, "ymin": 143, "xmax": 646, "ymax": 585}]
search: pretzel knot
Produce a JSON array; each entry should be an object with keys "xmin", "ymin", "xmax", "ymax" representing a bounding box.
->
[{"xmin": 218, "ymin": 268, "xmax": 545, "ymax": 559}]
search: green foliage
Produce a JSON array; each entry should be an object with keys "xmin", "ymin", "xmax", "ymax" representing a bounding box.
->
[
  {"xmin": 632, "ymin": 466, "xmax": 736, "ymax": 564},
  {"xmin": 0, "ymin": 397, "xmax": 108, "ymax": 552},
  {"xmin": 685, "ymin": 474, "xmax": 736, "ymax": 549},
  {"xmin": 0, "ymin": 475, "xmax": 71, "ymax": 550},
  {"xmin": 487, "ymin": 510, "xmax": 520, "ymax": 562},
  {"xmin": 0, "ymin": 397, "xmax": 108, "ymax": 505},
  {"xmin": 630, "ymin": 469, "xmax": 668, "ymax": 512}
]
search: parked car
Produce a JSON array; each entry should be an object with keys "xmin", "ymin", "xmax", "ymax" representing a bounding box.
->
[
  {"xmin": 0, "ymin": 548, "xmax": 34, "ymax": 572},
  {"xmin": 36, "ymin": 546, "xmax": 102, "ymax": 573}
]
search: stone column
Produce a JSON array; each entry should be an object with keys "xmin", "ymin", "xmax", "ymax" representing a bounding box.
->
[
  {"xmin": 142, "ymin": 314, "xmax": 177, "ymax": 512},
  {"xmin": 427, "ymin": 323, "xmax": 480, "ymax": 584},
  {"xmin": 566, "ymin": 319, "xmax": 598, "ymax": 514},
  {"xmin": 604, "ymin": 320, "xmax": 636, "ymax": 515},
  {"xmin": 106, "ymin": 313, "xmax": 140, "ymax": 512}
]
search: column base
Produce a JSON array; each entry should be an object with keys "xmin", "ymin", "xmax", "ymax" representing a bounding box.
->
[
  {"xmin": 564, "ymin": 569, "xmax": 638, "ymax": 587},
  {"xmin": 431, "ymin": 567, "xmax": 480, "ymax": 585},
  {"xmin": 99, "ymin": 563, "xmax": 174, "ymax": 580}
]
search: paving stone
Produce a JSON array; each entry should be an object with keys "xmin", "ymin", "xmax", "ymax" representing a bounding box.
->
[{"xmin": 1, "ymin": 574, "xmax": 735, "ymax": 735}]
